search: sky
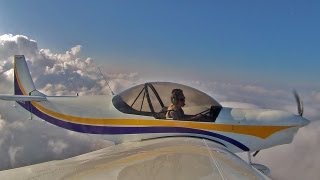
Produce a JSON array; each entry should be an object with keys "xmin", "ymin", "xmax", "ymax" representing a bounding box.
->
[
  {"xmin": 0, "ymin": 1, "xmax": 319, "ymax": 180},
  {"xmin": 1, "ymin": 1, "xmax": 320, "ymax": 86}
]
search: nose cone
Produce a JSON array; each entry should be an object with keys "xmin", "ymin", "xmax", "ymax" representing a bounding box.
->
[{"xmin": 300, "ymin": 116, "xmax": 311, "ymax": 127}]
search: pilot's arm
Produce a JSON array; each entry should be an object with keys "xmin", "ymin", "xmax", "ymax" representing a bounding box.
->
[
  {"xmin": 166, "ymin": 110, "xmax": 182, "ymax": 120},
  {"xmin": 166, "ymin": 106, "xmax": 203, "ymax": 121}
]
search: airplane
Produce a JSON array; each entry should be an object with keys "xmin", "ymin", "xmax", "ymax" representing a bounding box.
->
[{"xmin": 0, "ymin": 55, "xmax": 310, "ymax": 179}]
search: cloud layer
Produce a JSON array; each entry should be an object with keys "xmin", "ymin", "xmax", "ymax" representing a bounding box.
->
[
  {"xmin": 0, "ymin": 34, "xmax": 135, "ymax": 170},
  {"xmin": 0, "ymin": 34, "xmax": 319, "ymax": 179}
]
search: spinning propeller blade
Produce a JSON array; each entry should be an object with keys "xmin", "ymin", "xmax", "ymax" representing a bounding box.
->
[{"xmin": 293, "ymin": 90, "xmax": 304, "ymax": 116}]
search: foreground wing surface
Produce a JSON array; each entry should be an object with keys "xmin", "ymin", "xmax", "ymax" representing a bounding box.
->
[{"xmin": 0, "ymin": 138, "xmax": 269, "ymax": 180}]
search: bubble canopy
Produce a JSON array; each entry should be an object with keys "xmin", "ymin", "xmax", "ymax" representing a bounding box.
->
[{"xmin": 112, "ymin": 82, "xmax": 222, "ymax": 121}]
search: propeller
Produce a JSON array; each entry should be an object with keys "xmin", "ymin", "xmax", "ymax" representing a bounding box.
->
[
  {"xmin": 293, "ymin": 89, "xmax": 304, "ymax": 116},
  {"xmin": 253, "ymin": 90, "xmax": 304, "ymax": 158}
]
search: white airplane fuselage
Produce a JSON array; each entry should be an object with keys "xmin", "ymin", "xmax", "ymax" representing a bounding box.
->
[{"xmin": 15, "ymin": 94, "xmax": 309, "ymax": 153}]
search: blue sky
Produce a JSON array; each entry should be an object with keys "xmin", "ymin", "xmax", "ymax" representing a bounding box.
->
[{"xmin": 0, "ymin": 0, "xmax": 319, "ymax": 88}]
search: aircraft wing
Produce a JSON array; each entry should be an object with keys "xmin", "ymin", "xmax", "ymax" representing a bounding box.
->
[{"xmin": 0, "ymin": 138, "xmax": 269, "ymax": 180}]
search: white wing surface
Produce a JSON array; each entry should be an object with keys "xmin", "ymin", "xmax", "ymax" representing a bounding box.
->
[{"xmin": 0, "ymin": 138, "xmax": 269, "ymax": 180}]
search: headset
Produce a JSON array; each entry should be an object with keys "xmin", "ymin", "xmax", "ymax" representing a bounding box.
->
[{"xmin": 171, "ymin": 89, "xmax": 183, "ymax": 105}]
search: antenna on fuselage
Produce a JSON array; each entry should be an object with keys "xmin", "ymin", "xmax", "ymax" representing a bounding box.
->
[
  {"xmin": 68, "ymin": 79, "xmax": 79, "ymax": 96},
  {"xmin": 98, "ymin": 67, "xmax": 115, "ymax": 96}
]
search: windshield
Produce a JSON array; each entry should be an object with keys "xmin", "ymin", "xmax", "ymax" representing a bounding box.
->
[{"xmin": 112, "ymin": 82, "xmax": 221, "ymax": 121}]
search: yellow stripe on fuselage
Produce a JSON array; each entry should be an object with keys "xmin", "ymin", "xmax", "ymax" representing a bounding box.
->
[{"xmin": 15, "ymin": 66, "xmax": 293, "ymax": 139}]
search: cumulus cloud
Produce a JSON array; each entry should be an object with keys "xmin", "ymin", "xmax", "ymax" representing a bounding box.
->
[
  {"xmin": 0, "ymin": 34, "xmax": 134, "ymax": 170},
  {"xmin": 0, "ymin": 34, "xmax": 139, "ymax": 97},
  {"xmin": 0, "ymin": 34, "xmax": 38, "ymax": 60},
  {"xmin": 0, "ymin": 34, "xmax": 319, "ymax": 180}
]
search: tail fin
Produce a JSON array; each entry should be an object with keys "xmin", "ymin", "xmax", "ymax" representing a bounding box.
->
[{"xmin": 14, "ymin": 55, "xmax": 44, "ymax": 96}]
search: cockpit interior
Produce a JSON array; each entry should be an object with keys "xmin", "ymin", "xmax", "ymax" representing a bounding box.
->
[{"xmin": 112, "ymin": 82, "xmax": 222, "ymax": 122}]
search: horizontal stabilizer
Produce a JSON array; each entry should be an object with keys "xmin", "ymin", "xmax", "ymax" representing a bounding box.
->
[{"xmin": 0, "ymin": 95, "xmax": 47, "ymax": 102}]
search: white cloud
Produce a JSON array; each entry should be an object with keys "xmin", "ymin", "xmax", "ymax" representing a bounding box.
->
[
  {"xmin": 3, "ymin": 69, "xmax": 14, "ymax": 81},
  {"xmin": 8, "ymin": 146, "xmax": 24, "ymax": 167},
  {"xmin": 48, "ymin": 139, "xmax": 68, "ymax": 155},
  {"xmin": 0, "ymin": 34, "xmax": 38, "ymax": 60},
  {"xmin": 42, "ymin": 83, "xmax": 68, "ymax": 96},
  {"xmin": 313, "ymin": 92, "xmax": 320, "ymax": 102},
  {"xmin": 243, "ymin": 85, "xmax": 268, "ymax": 94},
  {"xmin": 0, "ymin": 34, "xmax": 140, "ymax": 96},
  {"xmin": 0, "ymin": 116, "xmax": 5, "ymax": 131},
  {"xmin": 70, "ymin": 45, "xmax": 81, "ymax": 56},
  {"xmin": 220, "ymin": 102, "xmax": 260, "ymax": 109}
]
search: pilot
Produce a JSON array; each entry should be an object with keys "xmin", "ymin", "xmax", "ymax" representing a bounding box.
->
[
  {"xmin": 166, "ymin": 89, "xmax": 186, "ymax": 120},
  {"xmin": 166, "ymin": 89, "xmax": 203, "ymax": 120}
]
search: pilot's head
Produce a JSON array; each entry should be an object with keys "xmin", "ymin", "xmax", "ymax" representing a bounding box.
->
[{"xmin": 171, "ymin": 89, "xmax": 185, "ymax": 107}]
